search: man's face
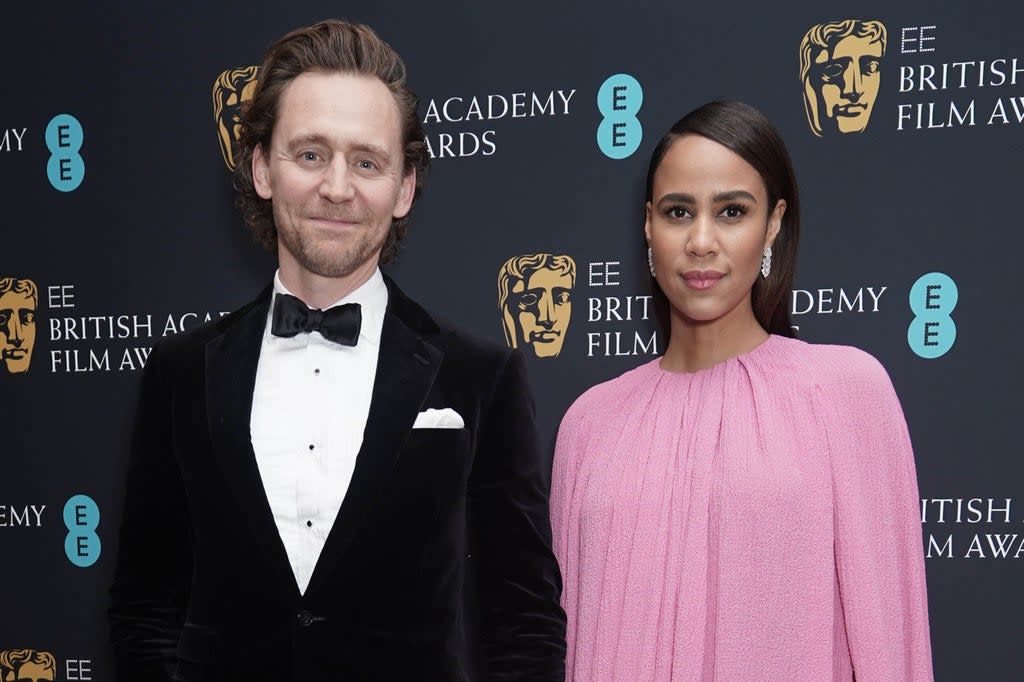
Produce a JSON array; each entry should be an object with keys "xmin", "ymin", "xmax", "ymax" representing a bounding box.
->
[
  {"xmin": 510, "ymin": 269, "xmax": 573, "ymax": 358},
  {"xmin": 811, "ymin": 35, "xmax": 882, "ymax": 133},
  {"xmin": 252, "ymin": 71, "xmax": 415, "ymax": 281},
  {"xmin": 216, "ymin": 73, "xmax": 257, "ymax": 169},
  {"xmin": 0, "ymin": 289, "xmax": 37, "ymax": 373}
]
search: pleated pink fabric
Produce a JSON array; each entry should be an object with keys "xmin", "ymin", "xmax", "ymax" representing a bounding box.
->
[{"xmin": 551, "ymin": 335, "xmax": 933, "ymax": 681}]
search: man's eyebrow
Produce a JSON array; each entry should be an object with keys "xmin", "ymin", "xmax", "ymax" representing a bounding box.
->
[{"xmin": 284, "ymin": 133, "xmax": 330, "ymax": 151}]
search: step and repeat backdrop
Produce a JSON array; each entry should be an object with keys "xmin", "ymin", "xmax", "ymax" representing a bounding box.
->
[{"xmin": 2, "ymin": 1, "xmax": 1021, "ymax": 679}]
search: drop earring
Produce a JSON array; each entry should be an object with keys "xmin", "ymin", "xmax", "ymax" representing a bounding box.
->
[
  {"xmin": 760, "ymin": 246, "xmax": 772, "ymax": 279},
  {"xmin": 647, "ymin": 247, "xmax": 656, "ymax": 278}
]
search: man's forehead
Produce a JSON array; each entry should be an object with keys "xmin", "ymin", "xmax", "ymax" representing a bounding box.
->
[
  {"xmin": 0, "ymin": 291, "xmax": 34, "ymax": 306},
  {"xmin": 817, "ymin": 36, "xmax": 883, "ymax": 62},
  {"xmin": 526, "ymin": 269, "xmax": 572, "ymax": 288}
]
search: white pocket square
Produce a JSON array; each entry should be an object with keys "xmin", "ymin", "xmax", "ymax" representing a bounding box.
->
[{"xmin": 412, "ymin": 407, "xmax": 465, "ymax": 429}]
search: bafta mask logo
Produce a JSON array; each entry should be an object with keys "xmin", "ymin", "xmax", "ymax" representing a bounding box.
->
[
  {"xmin": 799, "ymin": 19, "xmax": 887, "ymax": 136},
  {"xmin": 498, "ymin": 254, "xmax": 576, "ymax": 358},
  {"xmin": 0, "ymin": 649, "xmax": 56, "ymax": 682},
  {"xmin": 213, "ymin": 66, "xmax": 259, "ymax": 170},
  {"xmin": 0, "ymin": 277, "xmax": 38, "ymax": 374}
]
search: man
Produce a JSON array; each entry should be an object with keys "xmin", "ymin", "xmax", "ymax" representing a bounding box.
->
[
  {"xmin": 497, "ymin": 254, "xmax": 575, "ymax": 358},
  {"xmin": 799, "ymin": 19, "xmax": 887, "ymax": 136},
  {"xmin": 0, "ymin": 277, "xmax": 37, "ymax": 374},
  {"xmin": 109, "ymin": 19, "xmax": 565, "ymax": 681}
]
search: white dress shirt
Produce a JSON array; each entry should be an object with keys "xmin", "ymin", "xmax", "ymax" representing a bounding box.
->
[{"xmin": 250, "ymin": 268, "xmax": 386, "ymax": 594}]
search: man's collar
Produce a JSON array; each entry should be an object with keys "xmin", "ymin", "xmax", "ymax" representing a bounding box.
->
[{"xmin": 271, "ymin": 268, "xmax": 387, "ymax": 345}]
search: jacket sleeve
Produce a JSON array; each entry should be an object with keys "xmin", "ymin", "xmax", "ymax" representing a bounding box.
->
[
  {"xmin": 468, "ymin": 350, "xmax": 567, "ymax": 680},
  {"xmin": 108, "ymin": 342, "xmax": 192, "ymax": 681},
  {"xmin": 821, "ymin": 349, "xmax": 934, "ymax": 681}
]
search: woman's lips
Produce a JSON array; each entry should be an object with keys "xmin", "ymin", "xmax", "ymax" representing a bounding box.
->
[{"xmin": 681, "ymin": 270, "xmax": 724, "ymax": 290}]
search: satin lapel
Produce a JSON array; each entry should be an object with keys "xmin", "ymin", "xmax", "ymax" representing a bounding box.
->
[
  {"xmin": 205, "ymin": 290, "xmax": 302, "ymax": 602},
  {"xmin": 305, "ymin": 307, "xmax": 443, "ymax": 596}
]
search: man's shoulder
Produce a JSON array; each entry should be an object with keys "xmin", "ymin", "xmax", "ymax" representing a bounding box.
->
[{"xmin": 154, "ymin": 288, "xmax": 268, "ymax": 359}]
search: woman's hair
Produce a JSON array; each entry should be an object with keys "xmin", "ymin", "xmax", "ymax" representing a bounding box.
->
[{"xmin": 645, "ymin": 100, "xmax": 800, "ymax": 337}]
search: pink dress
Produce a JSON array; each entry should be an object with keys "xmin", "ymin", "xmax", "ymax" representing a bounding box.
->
[{"xmin": 551, "ymin": 335, "xmax": 934, "ymax": 681}]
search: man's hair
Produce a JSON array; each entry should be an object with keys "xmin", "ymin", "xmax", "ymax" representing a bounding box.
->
[
  {"xmin": 799, "ymin": 19, "xmax": 887, "ymax": 135},
  {"xmin": 0, "ymin": 277, "xmax": 38, "ymax": 303},
  {"xmin": 234, "ymin": 19, "xmax": 430, "ymax": 263},
  {"xmin": 497, "ymin": 254, "xmax": 576, "ymax": 347},
  {"xmin": 645, "ymin": 100, "xmax": 801, "ymax": 338},
  {"xmin": 0, "ymin": 649, "xmax": 56, "ymax": 677}
]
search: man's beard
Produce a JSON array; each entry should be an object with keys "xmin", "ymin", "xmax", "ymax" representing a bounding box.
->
[{"xmin": 277, "ymin": 211, "xmax": 390, "ymax": 279}]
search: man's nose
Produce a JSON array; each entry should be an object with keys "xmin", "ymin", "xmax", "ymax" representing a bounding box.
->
[
  {"xmin": 7, "ymin": 318, "xmax": 23, "ymax": 346},
  {"xmin": 536, "ymin": 294, "xmax": 555, "ymax": 327},
  {"xmin": 842, "ymin": 63, "xmax": 863, "ymax": 100},
  {"xmin": 320, "ymin": 160, "xmax": 356, "ymax": 202}
]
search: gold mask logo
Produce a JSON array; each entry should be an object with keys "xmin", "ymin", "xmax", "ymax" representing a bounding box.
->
[
  {"xmin": 799, "ymin": 19, "xmax": 887, "ymax": 136},
  {"xmin": 213, "ymin": 66, "xmax": 260, "ymax": 170},
  {"xmin": 498, "ymin": 254, "xmax": 576, "ymax": 358},
  {"xmin": 0, "ymin": 649, "xmax": 56, "ymax": 681},
  {"xmin": 0, "ymin": 277, "xmax": 38, "ymax": 374}
]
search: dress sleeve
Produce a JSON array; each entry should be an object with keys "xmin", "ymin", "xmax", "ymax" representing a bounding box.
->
[{"xmin": 819, "ymin": 349, "xmax": 934, "ymax": 681}]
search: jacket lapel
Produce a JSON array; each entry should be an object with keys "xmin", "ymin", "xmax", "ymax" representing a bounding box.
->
[
  {"xmin": 305, "ymin": 277, "xmax": 443, "ymax": 596},
  {"xmin": 204, "ymin": 287, "xmax": 302, "ymax": 602}
]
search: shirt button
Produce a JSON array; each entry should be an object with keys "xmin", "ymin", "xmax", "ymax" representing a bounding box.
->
[
  {"xmin": 314, "ymin": 368, "xmax": 320, "ymax": 375},
  {"xmin": 306, "ymin": 520, "xmax": 313, "ymax": 527},
  {"xmin": 297, "ymin": 610, "xmax": 314, "ymax": 627},
  {"xmin": 308, "ymin": 444, "xmax": 315, "ymax": 451}
]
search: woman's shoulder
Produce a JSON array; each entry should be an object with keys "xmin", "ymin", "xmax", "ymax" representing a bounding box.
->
[
  {"xmin": 773, "ymin": 335, "xmax": 896, "ymax": 397},
  {"xmin": 560, "ymin": 359, "xmax": 659, "ymax": 430}
]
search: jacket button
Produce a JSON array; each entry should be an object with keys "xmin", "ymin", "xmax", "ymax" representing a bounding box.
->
[{"xmin": 297, "ymin": 610, "xmax": 314, "ymax": 627}]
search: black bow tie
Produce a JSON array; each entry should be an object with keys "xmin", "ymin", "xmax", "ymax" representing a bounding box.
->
[{"xmin": 271, "ymin": 293, "xmax": 362, "ymax": 346}]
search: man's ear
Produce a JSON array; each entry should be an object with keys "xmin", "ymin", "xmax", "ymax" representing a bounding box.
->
[
  {"xmin": 253, "ymin": 144, "xmax": 272, "ymax": 200},
  {"xmin": 393, "ymin": 167, "xmax": 416, "ymax": 219}
]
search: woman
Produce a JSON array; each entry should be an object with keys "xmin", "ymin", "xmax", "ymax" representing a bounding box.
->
[{"xmin": 551, "ymin": 101, "xmax": 933, "ymax": 680}]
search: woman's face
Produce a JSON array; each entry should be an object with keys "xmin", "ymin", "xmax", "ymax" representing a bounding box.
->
[{"xmin": 645, "ymin": 134, "xmax": 785, "ymax": 331}]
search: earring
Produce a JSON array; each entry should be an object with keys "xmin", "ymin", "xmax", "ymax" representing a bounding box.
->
[
  {"xmin": 760, "ymin": 246, "xmax": 772, "ymax": 279},
  {"xmin": 647, "ymin": 247, "xmax": 656, "ymax": 278}
]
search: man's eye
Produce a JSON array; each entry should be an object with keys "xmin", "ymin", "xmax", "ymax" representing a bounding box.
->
[
  {"xmin": 357, "ymin": 159, "xmax": 377, "ymax": 171},
  {"xmin": 0, "ymin": 312, "xmax": 9, "ymax": 326},
  {"xmin": 518, "ymin": 294, "xmax": 539, "ymax": 307},
  {"xmin": 555, "ymin": 292, "xmax": 571, "ymax": 305},
  {"xmin": 20, "ymin": 310, "xmax": 35, "ymax": 324},
  {"xmin": 822, "ymin": 63, "xmax": 844, "ymax": 79},
  {"xmin": 300, "ymin": 151, "xmax": 320, "ymax": 162},
  {"xmin": 863, "ymin": 60, "xmax": 880, "ymax": 75}
]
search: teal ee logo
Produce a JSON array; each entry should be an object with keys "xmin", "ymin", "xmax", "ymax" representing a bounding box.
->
[
  {"xmin": 597, "ymin": 74, "xmax": 642, "ymax": 159},
  {"xmin": 46, "ymin": 113, "xmax": 85, "ymax": 192},
  {"xmin": 63, "ymin": 494, "xmax": 100, "ymax": 567},
  {"xmin": 908, "ymin": 272, "xmax": 957, "ymax": 358}
]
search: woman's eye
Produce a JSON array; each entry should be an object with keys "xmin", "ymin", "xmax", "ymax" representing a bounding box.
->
[
  {"xmin": 722, "ymin": 205, "xmax": 747, "ymax": 219},
  {"xmin": 666, "ymin": 207, "xmax": 689, "ymax": 219}
]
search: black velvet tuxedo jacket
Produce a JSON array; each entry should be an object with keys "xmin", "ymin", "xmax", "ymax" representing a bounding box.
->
[{"xmin": 109, "ymin": 277, "xmax": 566, "ymax": 681}]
